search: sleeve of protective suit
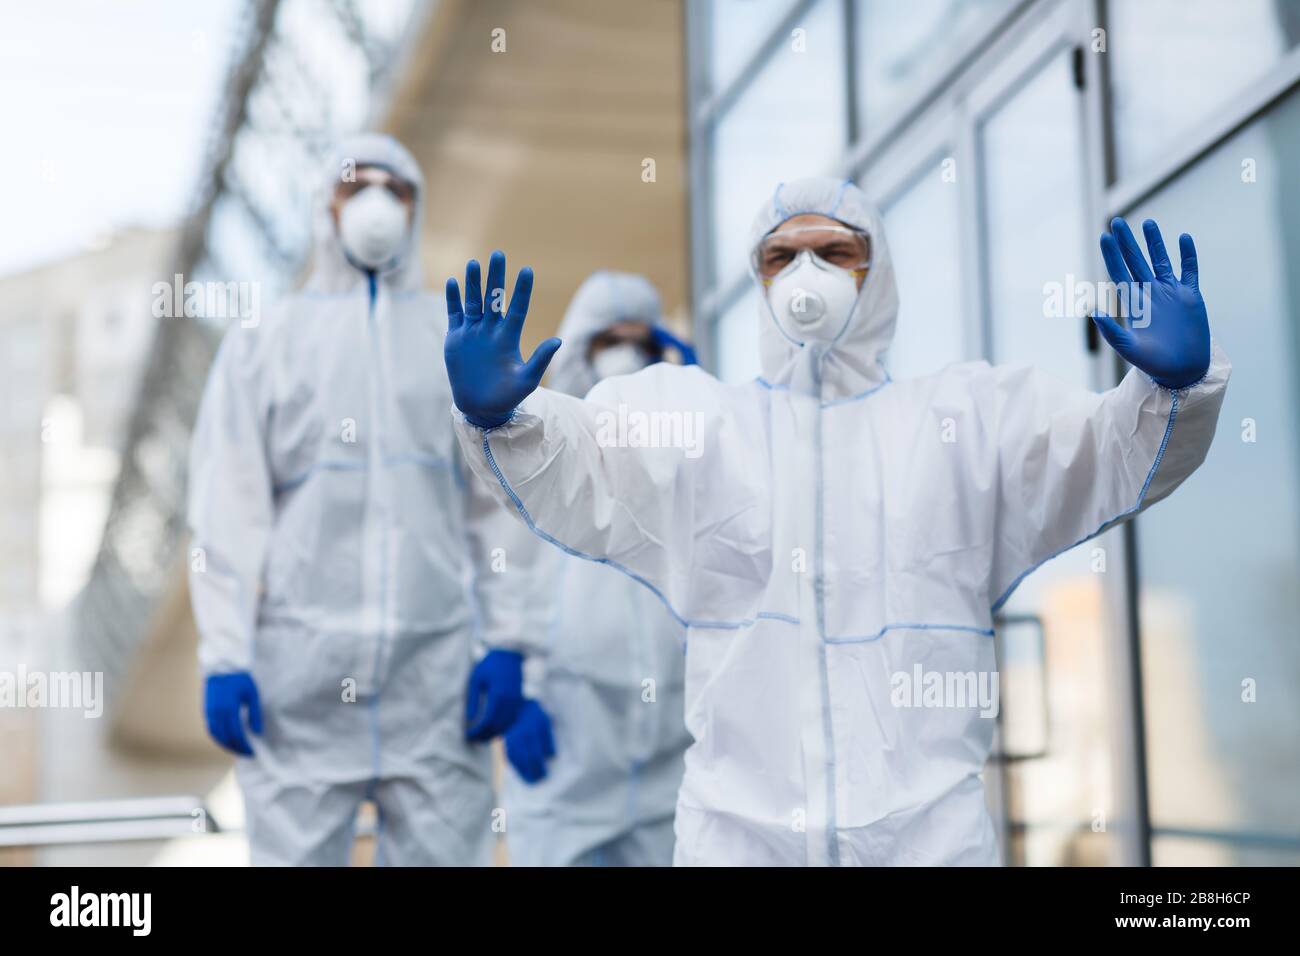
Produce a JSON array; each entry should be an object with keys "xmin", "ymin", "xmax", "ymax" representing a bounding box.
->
[
  {"xmin": 187, "ymin": 330, "xmax": 274, "ymax": 674},
  {"xmin": 451, "ymin": 366, "xmax": 742, "ymax": 627},
  {"xmin": 988, "ymin": 340, "xmax": 1230, "ymax": 609},
  {"xmin": 461, "ymin": 460, "xmax": 562, "ymax": 656}
]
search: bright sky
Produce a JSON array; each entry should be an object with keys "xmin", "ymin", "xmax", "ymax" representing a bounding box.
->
[{"xmin": 0, "ymin": 1, "xmax": 241, "ymax": 277}]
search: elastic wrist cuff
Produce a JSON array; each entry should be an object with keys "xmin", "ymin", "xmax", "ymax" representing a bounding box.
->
[{"xmin": 464, "ymin": 408, "xmax": 516, "ymax": 430}]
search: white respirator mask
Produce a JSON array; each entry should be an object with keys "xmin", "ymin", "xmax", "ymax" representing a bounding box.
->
[
  {"xmin": 591, "ymin": 343, "xmax": 651, "ymax": 380},
  {"xmin": 338, "ymin": 185, "xmax": 410, "ymax": 269},
  {"xmin": 765, "ymin": 249, "xmax": 861, "ymax": 343}
]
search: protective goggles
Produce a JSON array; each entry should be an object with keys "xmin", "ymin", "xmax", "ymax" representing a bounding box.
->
[
  {"xmin": 333, "ymin": 166, "xmax": 417, "ymax": 204},
  {"xmin": 753, "ymin": 224, "xmax": 871, "ymax": 281}
]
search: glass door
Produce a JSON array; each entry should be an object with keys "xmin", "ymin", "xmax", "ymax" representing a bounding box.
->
[
  {"xmin": 1124, "ymin": 89, "xmax": 1300, "ymax": 866},
  {"xmin": 863, "ymin": 105, "xmax": 975, "ymax": 380},
  {"xmin": 965, "ymin": 6, "xmax": 1118, "ymax": 866}
]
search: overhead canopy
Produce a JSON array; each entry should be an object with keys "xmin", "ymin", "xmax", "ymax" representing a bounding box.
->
[{"xmin": 380, "ymin": 0, "xmax": 689, "ymax": 349}]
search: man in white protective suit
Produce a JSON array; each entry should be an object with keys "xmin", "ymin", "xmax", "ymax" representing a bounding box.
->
[
  {"xmin": 440, "ymin": 177, "xmax": 1230, "ymax": 866},
  {"xmin": 498, "ymin": 271, "xmax": 694, "ymax": 867},
  {"xmin": 188, "ymin": 133, "xmax": 548, "ymax": 866}
]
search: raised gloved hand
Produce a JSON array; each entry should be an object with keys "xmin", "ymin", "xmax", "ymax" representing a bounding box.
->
[
  {"xmin": 504, "ymin": 699, "xmax": 556, "ymax": 784},
  {"xmin": 465, "ymin": 649, "xmax": 525, "ymax": 742},
  {"xmin": 204, "ymin": 672, "xmax": 263, "ymax": 757},
  {"xmin": 444, "ymin": 250, "xmax": 562, "ymax": 428},
  {"xmin": 1093, "ymin": 217, "xmax": 1211, "ymax": 390},
  {"xmin": 648, "ymin": 326, "xmax": 698, "ymax": 367}
]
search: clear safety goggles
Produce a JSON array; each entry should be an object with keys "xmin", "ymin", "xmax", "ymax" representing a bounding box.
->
[
  {"xmin": 753, "ymin": 224, "xmax": 872, "ymax": 281},
  {"xmin": 333, "ymin": 166, "xmax": 417, "ymax": 204}
]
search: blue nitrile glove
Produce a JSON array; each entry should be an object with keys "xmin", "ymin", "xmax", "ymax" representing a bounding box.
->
[
  {"xmin": 204, "ymin": 672, "xmax": 263, "ymax": 757},
  {"xmin": 649, "ymin": 326, "xmax": 698, "ymax": 367},
  {"xmin": 444, "ymin": 250, "xmax": 562, "ymax": 428},
  {"xmin": 465, "ymin": 649, "xmax": 525, "ymax": 742},
  {"xmin": 504, "ymin": 699, "xmax": 556, "ymax": 784},
  {"xmin": 1093, "ymin": 217, "xmax": 1211, "ymax": 390}
]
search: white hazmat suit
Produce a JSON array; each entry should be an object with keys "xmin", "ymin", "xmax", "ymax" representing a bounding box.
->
[
  {"xmin": 453, "ymin": 178, "xmax": 1230, "ymax": 865},
  {"xmin": 189, "ymin": 134, "xmax": 544, "ymax": 866},
  {"xmin": 505, "ymin": 272, "xmax": 690, "ymax": 867}
]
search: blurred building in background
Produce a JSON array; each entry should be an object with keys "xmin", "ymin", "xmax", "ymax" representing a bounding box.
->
[
  {"xmin": 3, "ymin": 0, "xmax": 1297, "ymax": 867},
  {"xmin": 381, "ymin": 0, "xmax": 689, "ymax": 352},
  {"xmin": 3, "ymin": 0, "xmax": 429, "ymax": 865},
  {"xmin": 0, "ymin": 227, "xmax": 175, "ymax": 864}
]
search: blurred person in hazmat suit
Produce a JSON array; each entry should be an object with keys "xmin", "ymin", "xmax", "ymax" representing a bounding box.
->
[
  {"xmin": 188, "ymin": 133, "xmax": 547, "ymax": 866},
  {"xmin": 442, "ymin": 176, "xmax": 1230, "ymax": 865},
  {"xmin": 500, "ymin": 271, "xmax": 695, "ymax": 867}
]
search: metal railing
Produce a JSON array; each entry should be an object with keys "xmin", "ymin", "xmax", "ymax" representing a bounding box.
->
[
  {"xmin": 0, "ymin": 796, "xmax": 384, "ymax": 849},
  {"xmin": 0, "ymin": 796, "xmax": 217, "ymax": 848}
]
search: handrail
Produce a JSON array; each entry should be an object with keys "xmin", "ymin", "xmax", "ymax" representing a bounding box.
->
[
  {"xmin": 0, "ymin": 796, "xmax": 215, "ymax": 848},
  {"xmin": 0, "ymin": 796, "xmax": 379, "ymax": 849}
]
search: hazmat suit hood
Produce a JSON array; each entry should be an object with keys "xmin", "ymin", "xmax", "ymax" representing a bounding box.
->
[
  {"xmin": 749, "ymin": 177, "xmax": 898, "ymax": 399},
  {"xmin": 547, "ymin": 271, "xmax": 664, "ymax": 398},
  {"xmin": 304, "ymin": 132, "xmax": 425, "ymax": 294}
]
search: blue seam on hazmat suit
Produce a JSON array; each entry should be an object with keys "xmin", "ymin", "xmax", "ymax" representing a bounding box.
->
[
  {"xmin": 478, "ymin": 435, "xmax": 1001, "ymax": 640},
  {"xmin": 990, "ymin": 393, "xmax": 1181, "ymax": 613},
  {"xmin": 758, "ymin": 361, "xmax": 1183, "ymax": 623},
  {"xmin": 364, "ymin": 270, "xmax": 386, "ymax": 806},
  {"xmin": 772, "ymin": 179, "xmax": 851, "ymax": 220},
  {"xmin": 824, "ymin": 622, "xmax": 996, "ymax": 644},
  {"xmin": 810, "ymin": 354, "xmax": 840, "ymax": 865},
  {"xmin": 761, "ymin": 370, "xmax": 991, "ymax": 645},
  {"xmin": 820, "ymin": 377, "xmax": 893, "ymax": 406},
  {"xmin": 756, "ymin": 375, "xmax": 894, "ymax": 406},
  {"xmin": 480, "ymin": 436, "xmax": 741, "ymax": 631},
  {"xmin": 272, "ymin": 455, "xmax": 453, "ymax": 495}
]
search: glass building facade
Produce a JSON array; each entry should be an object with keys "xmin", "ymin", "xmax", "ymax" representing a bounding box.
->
[{"xmin": 686, "ymin": 0, "xmax": 1300, "ymax": 865}]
